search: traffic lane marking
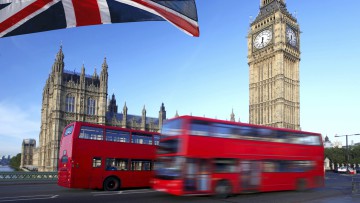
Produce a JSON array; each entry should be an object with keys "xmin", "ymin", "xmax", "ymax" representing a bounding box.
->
[
  {"xmin": 92, "ymin": 189, "xmax": 157, "ymax": 196},
  {"xmin": 0, "ymin": 195, "xmax": 58, "ymax": 202}
]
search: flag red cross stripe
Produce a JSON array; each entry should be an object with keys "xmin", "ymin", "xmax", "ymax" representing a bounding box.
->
[
  {"xmin": 71, "ymin": 0, "xmax": 101, "ymax": 26},
  {"xmin": 0, "ymin": 0, "xmax": 54, "ymax": 34},
  {"xmin": 0, "ymin": 0, "xmax": 105, "ymax": 36}
]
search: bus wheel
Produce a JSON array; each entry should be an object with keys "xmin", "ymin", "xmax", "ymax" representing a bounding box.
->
[
  {"xmin": 214, "ymin": 180, "xmax": 231, "ymax": 198},
  {"xmin": 103, "ymin": 177, "xmax": 120, "ymax": 191},
  {"xmin": 296, "ymin": 179, "xmax": 307, "ymax": 192}
]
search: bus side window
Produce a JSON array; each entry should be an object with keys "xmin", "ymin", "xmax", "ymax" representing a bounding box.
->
[
  {"xmin": 236, "ymin": 126, "xmax": 255, "ymax": 138},
  {"xmin": 214, "ymin": 158, "xmax": 237, "ymax": 173},
  {"xmin": 275, "ymin": 131, "xmax": 287, "ymax": 142},
  {"xmin": 106, "ymin": 158, "xmax": 128, "ymax": 171},
  {"xmin": 154, "ymin": 135, "xmax": 160, "ymax": 145},
  {"xmin": 256, "ymin": 128, "xmax": 275, "ymax": 141},
  {"xmin": 263, "ymin": 161, "xmax": 276, "ymax": 172},
  {"xmin": 92, "ymin": 157, "xmax": 101, "ymax": 168},
  {"xmin": 308, "ymin": 135, "xmax": 321, "ymax": 146},
  {"xmin": 131, "ymin": 160, "xmax": 152, "ymax": 171},
  {"xmin": 79, "ymin": 126, "xmax": 103, "ymax": 140},
  {"xmin": 190, "ymin": 121, "xmax": 210, "ymax": 136},
  {"xmin": 263, "ymin": 160, "xmax": 314, "ymax": 173},
  {"xmin": 212, "ymin": 124, "xmax": 233, "ymax": 138},
  {"xmin": 105, "ymin": 129, "xmax": 130, "ymax": 143},
  {"xmin": 132, "ymin": 133, "xmax": 153, "ymax": 145}
]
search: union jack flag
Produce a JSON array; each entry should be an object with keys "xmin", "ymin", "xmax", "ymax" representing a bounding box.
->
[{"xmin": 0, "ymin": 0, "xmax": 199, "ymax": 38}]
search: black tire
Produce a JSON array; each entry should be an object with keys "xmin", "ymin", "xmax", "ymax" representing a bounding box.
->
[
  {"xmin": 214, "ymin": 180, "xmax": 231, "ymax": 198},
  {"xmin": 103, "ymin": 177, "xmax": 120, "ymax": 191},
  {"xmin": 296, "ymin": 179, "xmax": 307, "ymax": 192}
]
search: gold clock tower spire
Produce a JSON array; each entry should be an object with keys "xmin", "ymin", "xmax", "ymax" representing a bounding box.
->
[{"xmin": 248, "ymin": 0, "xmax": 300, "ymax": 130}]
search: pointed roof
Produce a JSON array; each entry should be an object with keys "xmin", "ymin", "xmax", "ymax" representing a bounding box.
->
[
  {"xmin": 56, "ymin": 45, "xmax": 64, "ymax": 62},
  {"xmin": 108, "ymin": 93, "xmax": 117, "ymax": 111},
  {"xmin": 160, "ymin": 102, "xmax": 166, "ymax": 111},
  {"xmin": 260, "ymin": 0, "xmax": 285, "ymax": 8},
  {"xmin": 123, "ymin": 102, "xmax": 128, "ymax": 111},
  {"xmin": 81, "ymin": 64, "xmax": 85, "ymax": 76},
  {"xmin": 142, "ymin": 105, "xmax": 146, "ymax": 114},
  {"xmin": 230, "ymin": 109, "xmax": 235, "ymax": 122},
  {"xmin": 102, "ymin": 57, "xmax": 108, "ymax": 70},
  {"xmin": 252, "ymin": 0, "xmax": 296, "ymax": 25},
  {"xmin": 93, "ymin": 67, "xmax": 98, "ymax": 78}
]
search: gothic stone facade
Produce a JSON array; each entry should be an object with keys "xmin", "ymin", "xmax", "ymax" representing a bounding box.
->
[
  {"xmin": 38, "ymin": 47, "xmax": 166, "ymax": 171},
  {"xmin": 20, "ymin": 139, "xmax": 36, "ymax": 168},
  {"xmin": 248, "ymin": 0, "xmax": 300, "ymax": 130}
]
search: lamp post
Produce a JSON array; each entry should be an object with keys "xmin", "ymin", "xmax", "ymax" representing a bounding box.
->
[{"xmin": 334, "ymin": 134, "xmax": 360, "ymax": 171}]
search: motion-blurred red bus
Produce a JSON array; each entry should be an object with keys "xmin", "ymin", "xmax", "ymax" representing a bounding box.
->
[
  {"xmin": 58, "ymin": 122, "xmax": 160, "ymax": 191},
  {"xmin": 152, "ymin": 116, "xmax": 324, "ymax": 197}
]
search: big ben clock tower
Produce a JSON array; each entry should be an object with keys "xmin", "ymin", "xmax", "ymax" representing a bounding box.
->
[{"xmin": 248, "ymin": 0, "xmax": 300, "ymax": 130}]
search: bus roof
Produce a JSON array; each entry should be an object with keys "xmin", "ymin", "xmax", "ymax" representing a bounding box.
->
[
  {"xmin": 64, "ymin": 121, "xmax": 159, "ymax": 135},
  {"xmin": 165, "ymin": 115, "xmax": 321, "ymax": 136}
]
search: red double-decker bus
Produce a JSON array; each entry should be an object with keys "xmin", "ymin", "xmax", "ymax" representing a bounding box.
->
[
  {"xmin": 58, "ymin": 122, "xmax": 160, "ymax": 191},
  {"xmin": 152, "ymin": 116, "xmax": 324, "ymax": 197}
]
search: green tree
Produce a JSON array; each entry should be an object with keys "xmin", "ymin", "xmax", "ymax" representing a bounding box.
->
[
  {"xmin": 325, "ymin": 147, "xmax": 346, "ymax": 166},
  {"xmin": 350, "ymin": 145, "xmax": 360, "ymax": 164},
  {"xmin": 9, "ymin": 153, "xmax": 21, "ymax": 171}
]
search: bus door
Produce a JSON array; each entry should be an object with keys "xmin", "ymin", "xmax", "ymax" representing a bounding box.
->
[
  {"xmin": 239, "ymin": 160, "xmax": 261, "ymax": 192},
  {"xmin": 89, "ymin": 157, "xmax": 103, "ymax": 189},
  {"xmin": 184, "ymin": 158, "xmax": 211, "ymax": 193}
]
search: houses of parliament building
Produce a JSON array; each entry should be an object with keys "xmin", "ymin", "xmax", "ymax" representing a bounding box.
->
[{"xmin": 37, "ymin": 46, "xmax": 167, "ymax": 171}]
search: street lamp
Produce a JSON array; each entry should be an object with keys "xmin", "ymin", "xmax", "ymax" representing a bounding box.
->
[{"xmin": 334, "ymin": 134, "xmax": 360, "ymax": 171}]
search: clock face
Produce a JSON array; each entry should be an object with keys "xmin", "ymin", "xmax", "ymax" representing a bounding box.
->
[
  {"xmin": 286, "ymin": 27, "xmax": 297, "ymax": 47},
  {"xmin": 253, "ymin": 29, "xmax": 272, "ymax": 49}
]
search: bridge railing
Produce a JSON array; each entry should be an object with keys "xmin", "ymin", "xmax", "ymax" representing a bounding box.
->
[{"xmin": 0, "ymin": 172, "xmax": 58, "ymax": 184}]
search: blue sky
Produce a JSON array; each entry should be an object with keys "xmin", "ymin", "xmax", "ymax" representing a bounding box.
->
[{"xmin": 1, "ymin": 0, "xmax": 360, "ymax": 156}]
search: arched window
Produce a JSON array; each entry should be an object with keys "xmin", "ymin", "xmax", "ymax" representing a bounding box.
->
[
  {"xmin": 87, "ymin": 97, "xmax": 96, "ymax": 115},
  {"xmin": 65, "ymin": 95, "xmax": 75, "ymax": 112}
]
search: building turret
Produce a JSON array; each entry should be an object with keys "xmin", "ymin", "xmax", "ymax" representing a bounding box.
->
[
  {"xmin": 52, "ymin": 46, "xmax": 64, "ymax": 85},
  {"xmin": 52, "ymin": 46, "xmax": 64, "ymax": 74},
  {"xmin": 122, "ymin": 102, "xmax": 128, "ymax": 128},
  {"xmin": 230, "ymin": 109, "xmax": 235, "ymax": 122},
  {"xmin": 93, "ymin": 67, "xmax": 98, "ymax": 79},
  {"xmin": 80, "ymin": 64, "xmax": 85, "ymax": 88},
  {"xmin": 20, "ymin": 139, "xmax": 36, "ymax": 169},
  {"xmin": 141, "ymin": 105, "xmax": 146, "ymax": 130},
  {"xmin": 107, "ymin": 93, "xmax": 118, "ymax": 115},
  {"xmin": 158, "ymin": 103, "xmax": 166, "ymax": 129},
  {"xmin": 98, "ymin": 58, "xmax": 108, "ymax": 124},
  {"xmin": 100, "ymin": 57, "xmax": 108, "ymax": 91}
]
